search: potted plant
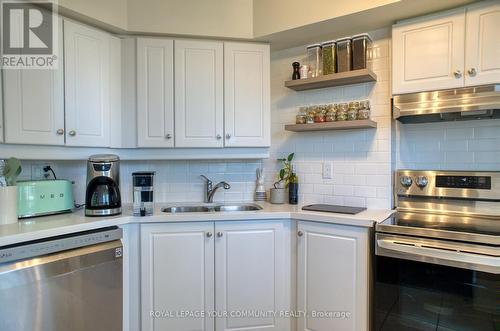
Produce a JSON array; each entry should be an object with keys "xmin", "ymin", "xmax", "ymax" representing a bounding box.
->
[{"xmin": 270, "ymin": 153, "xmax": 294, "ymax": 204}]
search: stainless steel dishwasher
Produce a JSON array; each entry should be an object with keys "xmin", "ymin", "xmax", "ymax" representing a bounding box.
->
[{"xmin": 0, "ymin": 226, "xmax": 123, "ymax": 331}]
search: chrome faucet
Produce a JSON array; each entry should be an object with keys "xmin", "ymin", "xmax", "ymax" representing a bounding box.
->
[{"xmin": 200, "ymin": 175, "xmax": 231, "ymax": 203}]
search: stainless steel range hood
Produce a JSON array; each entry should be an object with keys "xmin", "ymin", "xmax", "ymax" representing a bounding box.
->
[{"xmin": 393, "ymin": 84, "xmax": 500, "ymax": 123}]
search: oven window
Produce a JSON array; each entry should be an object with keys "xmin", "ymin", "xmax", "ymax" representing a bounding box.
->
[{"xmin": 375, "ymin": 256, "xmax": 499, "ymax": 331}]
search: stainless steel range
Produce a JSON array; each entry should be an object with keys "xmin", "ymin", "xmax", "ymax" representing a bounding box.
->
[{"xmin": 374, "ymin": 170, "xmax": 499, "ymax": 331}]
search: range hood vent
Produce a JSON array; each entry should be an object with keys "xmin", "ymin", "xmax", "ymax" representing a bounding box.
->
[{"xmin": 393, "ymin": 84, "xmax": 500, "ymax": 124}]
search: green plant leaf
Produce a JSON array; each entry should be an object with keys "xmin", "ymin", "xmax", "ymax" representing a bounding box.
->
[
  {"xmin": 279, "ymin": 169, "xmax": 285, "ymax": 179},
  {"xmin": 287, "ymin": 153, "xmax": 295, "ymax": 162}
]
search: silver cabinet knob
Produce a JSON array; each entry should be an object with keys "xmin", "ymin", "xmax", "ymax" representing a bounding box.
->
[
  {"xmin": 415, "ymin": 176, "xmax": 428, "ymax": 188},
  {"xmin": 56, "ymin": 129, "xmax": 64, "ymax": 135},
  {"xmin": 400, "ymin": 176, "xmax": 413, "ymax": 187},
  {"xmin": 467, "ymin": 68, "xmax": 477, "ymax": 76},
  {"xmin": 165, "ymin": 134, "xmax": 172, "ymax": 139},
  {"xmin": 216, "ymin": 134, "xmax": 222, "ymax": 140},
  {"xmin": 206, "ymin": 232, "xmax": 213, "ymax": 238},
  {"xmin": 68, "ymin": 130, "xmax": 76, "ymax": 136},
  {"xmin": 217, "ymin": 232, "xmax": 223, "ymax": 237},
  {"xmin": 225, "ymin": 133, "xmax": 231, "ymax": 139},
  {"xmin": 453, "ymin": 70, "xmax": 462, "ymax": 78},
  {"xmin": 297, "ymin": 231, "xmax": 304, "ymax": 237}
]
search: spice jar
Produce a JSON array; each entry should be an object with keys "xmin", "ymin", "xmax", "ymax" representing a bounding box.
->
[
  {"xmin": 352, "ymin": 33, "xmax": 372, "ymax": 70},
  {"xmin": 337, "ymin": 103, "xmax": 348, "ymax": 121},
  {"xmin": 296, "ymin": 107, "xmax": 307, "ymax": 124},
  {"xmin": 299, "ymin": 65, "xmax": 309, "ymax": 79},
  {"xmin": 321, "ymin": 40, "xmax": 336, "ymax": 75},
  {"xmin": 325, "ymin": 104, "xmax": 337, "ymax": 122},
  {"xmin": 306, "ymin": 106, "xmax": 316, "ymax": 124},
  {"xmin": 306, "ymin": 44, "xmax": 322, "ymax": 78},
  {"xmin": 358, "ymin": 100, "xmax": 371, "ymax": 120},
  {"xmin": 336, "ymin": 37, "xmax": 352, "ymax": 72},
  {"xmin": 347, "ymin": 101, "xmax": 359, "ymax": 121},
  {"xmin": 314, "ymin": 105, "xmax": 327, "ymax": 123}
]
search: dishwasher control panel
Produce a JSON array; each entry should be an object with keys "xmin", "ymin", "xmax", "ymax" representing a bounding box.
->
[{"xmin": 0, "ymin": 227, "xmax": 122, "ymax": 264}]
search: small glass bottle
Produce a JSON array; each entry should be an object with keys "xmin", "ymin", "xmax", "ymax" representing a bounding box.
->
[
  {"xmin": 288, "ymin": 165, "xmax": 298, "ymax": 205},
  {"xmin": 306, "ymin": 106, "xmax": 316, "ymax": 124},
  {"xmin": 358, "ymin": 100, "xmax": 371, "ymax": 120},
  {"xmin": 296, "ymin": 107, "xmax": 307, "ymax": 124},
  {"xmin": 325, "ymin": 104, "xmax": 337, "ymax": 122},
  {"xmin": 347, "ymin": 101, "xmax": 359, "ymax": 121},
  {"xmin": 337, "ymin": 103, "xmax": 348, "ymax": 121},
  {"xmin": 314, "ymin": 105, "xmax": 327, "ymax": 123}
]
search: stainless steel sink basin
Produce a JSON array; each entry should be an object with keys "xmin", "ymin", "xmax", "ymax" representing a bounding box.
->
[
  {"xmin": 162, "ymin": 203, "xmax": 262, "ymax": 213},
  {"xmin": 162, "ymin": 206, "xmax": 212, "ymax": 213}
]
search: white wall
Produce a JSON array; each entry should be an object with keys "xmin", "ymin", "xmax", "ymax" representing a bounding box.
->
[
  {"xmin": 126, "ymin": 0, "xmax": 254, "ymax": 38},
  {"xmin": 396, "ymin": 119, "xmax": 500, "ymax": 170}
]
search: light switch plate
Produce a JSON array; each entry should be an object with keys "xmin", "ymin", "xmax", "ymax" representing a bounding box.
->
[{"xmin": 322, "ymin": 162, "xmax": 333, "ymax": 179}]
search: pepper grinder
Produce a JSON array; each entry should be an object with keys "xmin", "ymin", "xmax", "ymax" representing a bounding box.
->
[{"xmin": 292, "ymin": 62, "xmax": 301, "ymax": 80}]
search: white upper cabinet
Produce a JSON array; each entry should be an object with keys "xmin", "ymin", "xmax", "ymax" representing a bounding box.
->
[
  {"xmin": 64, "ymin": 20, "xmax": 110, "ymax": 147},
  {"xmin": 175, "ymin": 40, "xmax": 224, "ymax": 148},
  {"xmin": 392, "ymin": 8, "xmax": 466, "ymax": 94},
  {"xmin": 224, "ymin": 43, "xmax": 270, "ymax": 147},
  {"xmin": 137, "ymin": 38, "xmax": 175, "ymax": 147},
  {"xmin": 3, "ymin": 18, "xmax": 64, "ymax": 146},
  {"xmin": 141, "ymin": 222, "xmax": 215, "ymax": 331},
  {"xmin": 0, "ymin": 73, "xmax": 3, "ymax": 143},
  {"xmin": 297, "ymin": 221, "xmax": 370, "ymax": 331},
  {"xmin": 464, "ymin": 1, "xmax": 500, "ymax": 86},
  {"xmin": 214, "ymin": 221, "xmax": 290, "ymax": 331}
]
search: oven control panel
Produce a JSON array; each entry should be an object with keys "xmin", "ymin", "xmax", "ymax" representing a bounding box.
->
[
  {"xmin": 395, "ymin": 170, "xmax": 499, "ymax": 201},
  {"xmin": 0, "ymin": 227, "xmax": 122, "ymax": 264},
  {"xmin": 436, "ymin": 175, "xmax": 491, "ymax": 189}
]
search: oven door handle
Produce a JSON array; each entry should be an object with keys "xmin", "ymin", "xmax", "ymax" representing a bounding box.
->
[{"xmin": 376, "ymin": 237, "xmax": 500, "ymax": 274}]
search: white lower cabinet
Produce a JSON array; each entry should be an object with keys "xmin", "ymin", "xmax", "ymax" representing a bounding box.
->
[
  {"xmin": 141, "ymin": 221, "xmax": 290, "ymax": 331},
  {"xmin": 141, "ymin": 222, "xmax": 215, "ymax": 331},
  {"xmin": 214, "ymin": 221, "xmax": 290, "ymax": 331},
  {"xmin": 0, "ymin": 73, "xmax": 3, "ymax": 143},
  {"xmin": 296, "ymin": 221, "xmax": 370, "ymax": 331}
]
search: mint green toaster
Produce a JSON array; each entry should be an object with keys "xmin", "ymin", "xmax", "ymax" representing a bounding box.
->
[{"xmin": 17, "ymin": 180, "xmax": 74, "ymax": 218}]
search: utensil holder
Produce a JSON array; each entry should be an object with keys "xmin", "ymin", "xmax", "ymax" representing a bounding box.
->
[{"xmin": 0, "ymin": 186, "xmax": 18, "ymax": 225}]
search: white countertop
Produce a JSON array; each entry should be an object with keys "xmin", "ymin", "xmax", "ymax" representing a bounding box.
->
[{"xmin": 0, "ymin": 202, "xmax": 394, "ymax": 246}]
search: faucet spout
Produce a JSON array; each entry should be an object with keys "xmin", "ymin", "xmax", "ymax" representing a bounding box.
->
[{"xmin": 200, "ymin": 175, "xmax": 231, "ymax": 203}]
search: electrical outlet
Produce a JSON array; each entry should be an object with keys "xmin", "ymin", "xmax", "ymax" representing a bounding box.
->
[
  {"xmin": 31, "ymin": 163, "xmax": 51, "ymax": 180},
  {"xmin": 322, "ymin": 162, "xmax": 333, "ymax": 179}
]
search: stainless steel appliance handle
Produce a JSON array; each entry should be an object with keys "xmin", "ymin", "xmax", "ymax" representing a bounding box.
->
[
  {"xmin": 376, "ymin": 234, "xmax": 500, "ymax": 274},
  {"xmin": 0, "ymin": 240, "xmax": 123, "ymax": 281}
]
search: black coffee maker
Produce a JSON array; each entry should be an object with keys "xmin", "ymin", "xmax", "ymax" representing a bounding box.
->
[{"xmin": 85, "ymin": 154, "xmax": 122, "ymax": 216}]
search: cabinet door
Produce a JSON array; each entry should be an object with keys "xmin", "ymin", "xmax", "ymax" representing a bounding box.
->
[
  {"xmin": 224, "ymin": 43, "xmax": 270, "ymax": 147},
  {"xmin": 297, "ymin": 221, "xmax": 370, "ymax": 331},
  {"xmin": 175, "ymin": 40, "xmax": 223, "ymax": 148},
  {"xmin": 137, "ymin": 38, "xmax": 174, "ymax": 147},
  {"xmin": 215, "ymin": 221, "xmax": 290, "ymax": 331},
  {"xmin": 3, "ymin": 18, "xmax": 64, "ymax": 145},
  {"xmin": 0, "ymin": 72, "xmax": 3, "ymax": 143},
  {"xmin": 64, "ymin": 20, "xmax": 110, "ymax": 147},
  {"xmin": 392, "ymin": 8, "xmax": 466, "ymax": 94},
  {"xmin": 465, "ymin": 1, "xmax": 500, "ymax": 86},
  {"xmin": 141, "ymin": 223, "xmax": 215, "ymax": 331}
]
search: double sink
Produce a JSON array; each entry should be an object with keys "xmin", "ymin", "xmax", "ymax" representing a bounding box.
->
[{"xmin": 162, "ymin": 203, "xmax": 263, "ymax": 213}]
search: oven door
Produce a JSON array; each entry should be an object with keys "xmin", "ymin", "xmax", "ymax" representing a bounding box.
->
[{"xmin": 375, "ymin": 233, "xmax": 499, "ymax": 331}]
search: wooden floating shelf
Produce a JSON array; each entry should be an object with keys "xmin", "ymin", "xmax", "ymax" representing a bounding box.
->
[
  {"xmin": 285, "ymin": 69, "xmax": 377, "ymax": 91},
  {"xmin": 285, "ymin": 120, "xmax": 377, "ymax": 132}
]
